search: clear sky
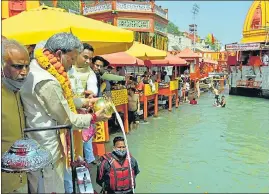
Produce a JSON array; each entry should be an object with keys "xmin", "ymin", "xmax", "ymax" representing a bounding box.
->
[{"xmin": 157, "ymin": 1, "xmax": 253, "ymax": 45}]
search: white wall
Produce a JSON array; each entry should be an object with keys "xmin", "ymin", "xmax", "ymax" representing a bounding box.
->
[
  {"xmin": 167, "ymin": 33, "xmax": 212, "ymax": 52},
  {"xmin": 230, "ymin": 66, "xmax": 269, "ymax": 90}
]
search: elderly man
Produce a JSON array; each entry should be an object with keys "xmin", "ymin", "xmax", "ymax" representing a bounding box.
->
[
  {"xmin": 20, "ymin": 33, "xmax": 110, "ymax": 193},
  {"xmin": 1, "ymin": 39, "xmax": 30, "ymax": 193}
]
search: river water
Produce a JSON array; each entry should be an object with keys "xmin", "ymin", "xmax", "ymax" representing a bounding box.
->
[{"xmin": 99, "ymin": 93, "xmax": 269, "ymax": 193}]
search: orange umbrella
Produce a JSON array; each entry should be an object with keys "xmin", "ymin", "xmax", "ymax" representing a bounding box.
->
[
  {"xmin": 177, "ymin": 48, "xmax": 200, "ymax": 58},
  {"xmin": 144, "ymin": 59, "xmax": 168, "ymax": 66},
  {"xmin": 168, "ymin": 54, "xmax": 187, "ymax": 66},
  {"xmin": 101, "ymin": 52, "xmax": 144, "ymax": 66}
]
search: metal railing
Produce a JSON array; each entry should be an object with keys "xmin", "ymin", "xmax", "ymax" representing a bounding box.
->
[
  {"xmin": 83, "ymin": 1, "xmax": 168, "ymax": 20},
  {"xmin": 83, "ymin": 2, "xmax": 112, "ymax": 15},
  {"xmin": 236, "ymin": 80, "xmax": 262, "ymax": 88},
  {"xmin": 154, "ymin": 5, "xmax": 168, "ymax": 19},
  {"xmin": 116, "ymin": 1, "xmax": 152, "ymax": 12}
]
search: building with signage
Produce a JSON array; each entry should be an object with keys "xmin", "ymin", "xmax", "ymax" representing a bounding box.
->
[
  {"xmin": 1, "ymin": 0, "xmax": 40, "ymax": 19},
  {"xmin": 1, "ymin": 0, "xmax": 83, "ymax": 19},
  {"xmin": 81, "ymin": 0, "xmax": 169, "ymax": 51},
  {"xmin": 226, "ymin": 1, "xmax": 269, "ymax": 98}
]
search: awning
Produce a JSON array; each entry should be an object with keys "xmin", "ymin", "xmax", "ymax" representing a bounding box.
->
[
  {"xmin": 101, "ymin": 52, "xmax": 144, "ymax": 66},
  {"xmin": 177, "ymin": 48, "xmax": 200, "ymax": 58},
  {"xmin": 126, "ymin": 41, "xmax": 167, "ymax": 60},
  {"xmin": 144, "ymin": 53, "xmax": 187, "ymax": 66}
]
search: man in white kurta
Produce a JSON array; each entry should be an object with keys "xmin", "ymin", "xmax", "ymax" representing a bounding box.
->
[
  {"xmin": 65, "ymin": 43, "xmax": 97, "ymax": 193},
  {"xmin": 69, "ymin": 43, "xmax": 98, "ymax": 167},
  {"xmin": 20, "ymin": 33, "xmax": 109, "ymax": 193}
]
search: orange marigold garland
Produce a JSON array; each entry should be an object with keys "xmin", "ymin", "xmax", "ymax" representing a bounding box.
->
[
  {"xmin": 35, "ymin": 48, "xmax": 83, "ymax": 166},
  {"xmin": 35, "ymin": 48, "xmax": 76, "ymax": 112}
]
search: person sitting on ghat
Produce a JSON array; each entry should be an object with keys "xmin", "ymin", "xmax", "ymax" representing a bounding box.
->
[
  {"xmin": 96, "ymin": 136, "xmax": 140, "ymax": 194},
  {"xmin": 163, "ymin": 71, "xmax": 171, "ymax": 83}
]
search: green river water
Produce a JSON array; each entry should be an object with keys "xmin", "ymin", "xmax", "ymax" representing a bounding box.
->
[{"xmin": 94, "ymin": 93, "xmax": 269, "ymax": 193}]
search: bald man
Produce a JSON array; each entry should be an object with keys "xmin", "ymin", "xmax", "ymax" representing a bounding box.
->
[{"xmin": 2, "ymin": 39, "xmax": 30, "ymax": 193}]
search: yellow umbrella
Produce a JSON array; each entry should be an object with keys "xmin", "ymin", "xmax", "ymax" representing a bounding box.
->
[
  {"xmin": 2, "ymin": 5, "xmax": 134, "ymax": 55},
  {"xmin": 126, "ymin": 41, "xmax": 167, "ymax": 60}
]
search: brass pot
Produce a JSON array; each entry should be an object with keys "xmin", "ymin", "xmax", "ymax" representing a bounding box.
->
[{"xmin": 93, "ymin": 97, "xmax": 114, "ymax": 116}]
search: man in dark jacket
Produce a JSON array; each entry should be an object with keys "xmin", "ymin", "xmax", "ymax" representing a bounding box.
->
[{"xmin": 96, "ymin": 136, "xmax": 140, "ymax": 194}]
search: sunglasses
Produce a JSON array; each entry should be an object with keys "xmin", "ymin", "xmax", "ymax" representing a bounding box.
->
[{"xmin": 11, "ymin": 64, "xmax": 30, "ymax": 70}]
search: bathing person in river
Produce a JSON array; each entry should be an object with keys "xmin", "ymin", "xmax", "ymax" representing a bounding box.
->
[
  {"xmin": 212, "ymin": 87, "xmax": 220, "ymax": 105},
  {"xmin": 128, "ymin": 87, "xmax": 140, "ymax": 130},
  {"xmin": 190, "ymin": 98, "xmax": 198, "ymax": 105},
  {"xmin": 96, "ymin": 136, "xmax": 140, "ymax": 194},
  {"xmin": 220, "ymin": 95, "xmax": 226, "ymax": 107}
]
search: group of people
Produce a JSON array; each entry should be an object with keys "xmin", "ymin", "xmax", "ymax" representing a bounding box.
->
[{"xmin": 1, "ymin": 33, "xmax": 139, "ymax": 194}]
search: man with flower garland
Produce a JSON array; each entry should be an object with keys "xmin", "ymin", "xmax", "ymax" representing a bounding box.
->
[{"xmin": 20, "ymin": 33, "xmax": 110, "ymax": 193}]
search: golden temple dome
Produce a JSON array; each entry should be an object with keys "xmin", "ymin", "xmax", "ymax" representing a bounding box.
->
[{"xmin": 241, "ymin": 0, "xmax": 269, "ymax": 43}]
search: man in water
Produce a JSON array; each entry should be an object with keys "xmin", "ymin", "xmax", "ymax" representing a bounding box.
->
[
  {"xmin": 219, "ymin": 95, "xmax": 226, "ymax": 108},
  {"xmin": 96, "ymin": 136, "xmax": 140, "ymax": 194},
  {"xmin": 128, "ymin": 87, "xmax": 140, "ymax": 130},
  {"xmin": 190, "ymin": 97, "xmax": 198, "ymax": 105},
  {"xmin": 195, "ymin": 79, "xmax": 200, "ymax": 98},
  {"xmin": 213, "ymin": 87, "xmax": 220, "ymax": 105}
]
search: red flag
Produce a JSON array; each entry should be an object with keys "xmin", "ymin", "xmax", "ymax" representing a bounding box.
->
[{"xmin": 212, "ymin": 34, "xmax": 215, "ymax": 44}]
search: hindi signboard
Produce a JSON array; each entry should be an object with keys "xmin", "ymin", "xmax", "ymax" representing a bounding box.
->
[{"xmin": 225, "ymin": 43, "xmax": 261, "ymax": 51}]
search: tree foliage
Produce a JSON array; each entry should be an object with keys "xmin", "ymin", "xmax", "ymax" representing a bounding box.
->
[
  {"xmin": 57, "ymin": 1, "xmax": 80, "ymax": 12},
  {"xmin": 204, "ymin": 35, "xmax": 221, "ymax": 51},
  {"xmin": 167, "ymin": 21, "xmax": 183, "ymax": 36},
  {"xmin": 40, "ymin": 0, "xmax": 80, "ymax": 12}
]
